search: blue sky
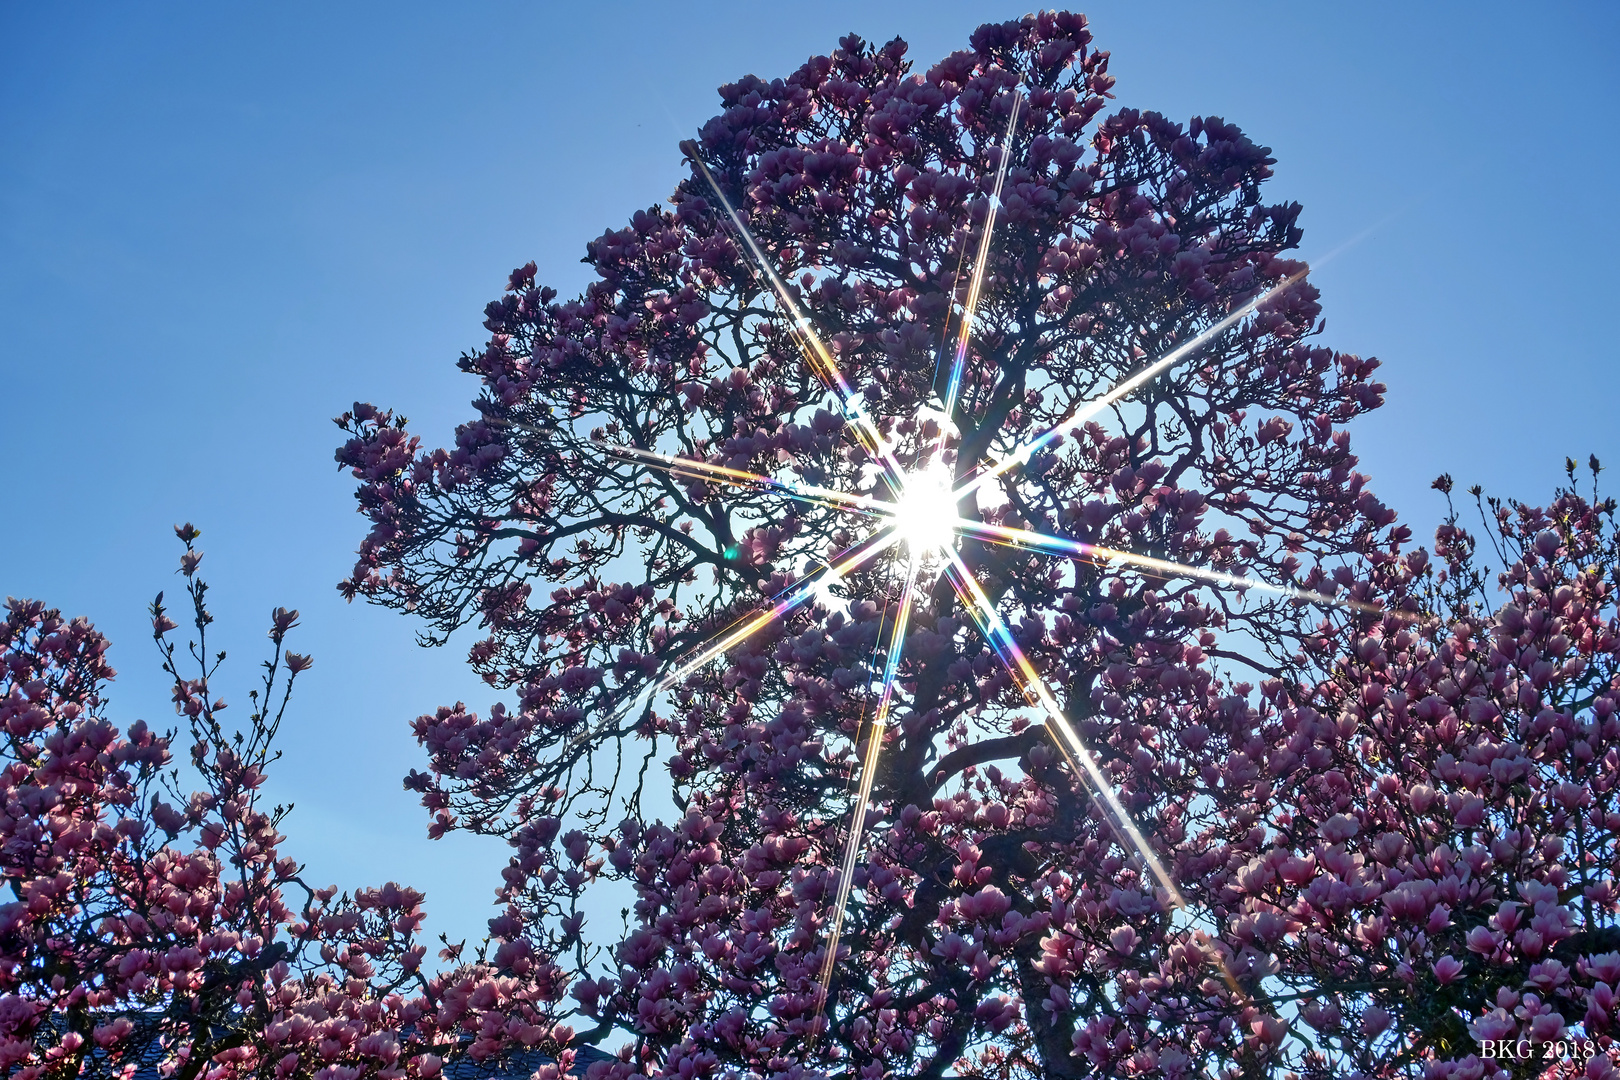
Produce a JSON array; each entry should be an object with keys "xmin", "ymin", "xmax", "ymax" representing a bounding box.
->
[{"xmin": 2, "ymin": 2, "xmax": 1615, "ymax": 953}]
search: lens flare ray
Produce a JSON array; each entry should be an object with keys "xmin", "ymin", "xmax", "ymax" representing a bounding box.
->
[
  {"xmin": 589, "ymin": 440, "xmax": 881, "ymax": 519},
  {"xmin": 959, "ymin": 271, "xmax": 1309, "ymax": 499},
  {"xmin": 815, "ymin": 549, "xmax": 924, "ymax": 1010},
  {"xmin": 953, "ymin": 517, "xmax": 1385, "ymax": 615},
  {"xmin": 934, "ymin": 94, "xmax": 1023, "ymax": 460},
  {"xmin": 657, "ymin": 529, "xmax": 901, "ymax": 693},
  {"xmin": 938, "ymin": 545, "xmax": 1187, "ymax": 908},
  {"xmin": 690, "ymin": 157, "xmax": 908, "ymax": 489}
]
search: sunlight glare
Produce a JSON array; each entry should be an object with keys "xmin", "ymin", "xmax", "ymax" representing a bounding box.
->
[{"xmin": 894, "ymin": 464, "xmax": 960, "ymax": 554}]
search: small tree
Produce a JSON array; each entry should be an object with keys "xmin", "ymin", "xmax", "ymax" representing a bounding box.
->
[
  {"xmin": 1223, "ymin": 467, "xmax": 1619, "ymax": 1078},
  {"xmin": 0, "ymin": 529, "xmax": 574, "ymax": 1079}
]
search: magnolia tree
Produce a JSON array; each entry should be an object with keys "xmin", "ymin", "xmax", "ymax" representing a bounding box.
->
[
  {"xmin": 0, "ymin": 530, "xmax": 576, "ymax": 1080},
  {"xmin": 334, "ymin": 12, "xmax": 1619, "ymax": 1080}
]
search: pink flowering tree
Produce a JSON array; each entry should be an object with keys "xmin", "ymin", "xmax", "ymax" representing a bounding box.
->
[
  {"xmin": 1219, "ymin": 466, "xmax": 1619, "ymax": 1078},
  {"xmin": 333, "ymin": 12, "xmax": 1615, "ymax": 1079},
  {"xmin": 0, "ymin": 528, "xmax": 575, "ymax": 1079}
]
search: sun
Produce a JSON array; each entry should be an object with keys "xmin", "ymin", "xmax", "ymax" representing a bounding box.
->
[{"xmin": 893, "ymin": 463, "xmax": 961, "ymax": 554}]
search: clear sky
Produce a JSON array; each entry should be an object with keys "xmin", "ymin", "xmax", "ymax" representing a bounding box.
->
[{"xmin": 2, "ymin": 1, "xmax": 1615, "ymax": 954}]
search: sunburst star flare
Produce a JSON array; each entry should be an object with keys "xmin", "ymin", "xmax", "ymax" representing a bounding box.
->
[{"xmin": 654, "ymin": 125, "xmax": 1374, "ymax": 1023}]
